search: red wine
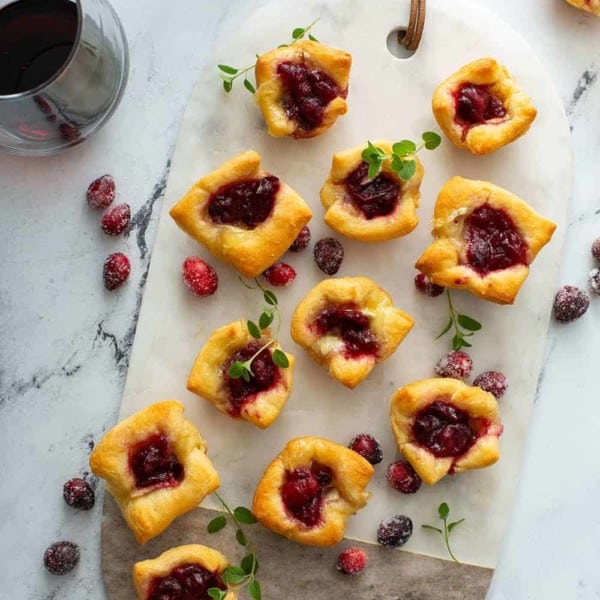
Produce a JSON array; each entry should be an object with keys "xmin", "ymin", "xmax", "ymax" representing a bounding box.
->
[{"xmin": 0, "ymin": 0, "xmax": 78, "ymax": 96}]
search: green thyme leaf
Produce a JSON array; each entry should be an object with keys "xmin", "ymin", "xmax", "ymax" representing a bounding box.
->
[
  {"xmin": 263, "ymin": 290, "xmax": 278, "ymax": 305},
  {"xmin": 436, "ymin": 318, "xmax": 453, "ymax": 339},
  {"xmin": 278, "ymin": 43, "xmax": 289, "ymax": 48},
  {"xmin": 397, "ymin": 159, "xmax": 417, "ymax": 181},
  {"xmin": 422, "ymin": 501, "xmax": 464, "ymax": 564},
  {"xmin": 248, "ymin": 580, "xmax": 262, "ymax": 600},
  {"xmin": 422, "ymin": 131, "xmax": 442, "ymax": 150},
  {"xmin": 457, "ymin": 314, "xmax": 482, "ymax": 331},
  {"xmin": 259, "ymin": 311, "xmax": 274, "ymax": 330},
  {"xmin": 390, "ymin": 155, "xmax": 404, "ymax": 174},
  {"xmin": 272, "ymin": 348, "xmax": 289, "ymax": 368},
  {"xmin": 223, "ymin": 566, "xmax": 247, "ymax": 586},
  {"xmin": 236, "ymin": 528, "xmax": 247, "ymax": 546},
  {"xmin": 438, "ymin": 502, "xmax": 450, "ymax": 519},
  {"xmin": 460, "ymin": 338, "xmax": 472, "ymax": 348},
  {"xmin": 292, "ymin": 27, "xmax": 305, "ymax": 39},
  {"xmin": 452, "ymin": 334, "xmax": 465, "ymax": 350},
  {"xmin": 367, "ymin": 159, "xmax": 382, "ymax": 180},
  {"xmin": 247, "ymin": 320, "xmax": 262, "ymax": 339},
  {"xmin": 392, "ymin": 140, "xmax": 417, "ymax": 156},
  {"xmin": 241, "ymin": 368, "xmax": 251, "ymax": 382},
  {"xmin": 207, "ymin": 588, "xmax": 226, "ymax": 600},
  {"xmin": 447, "ymin": 518, "xmax": 465, "ymax": 533},
  {"xmin": 308, "ymin": 33, "xmax": 319, "ymax": 41},
  {"xmin": 241, "ymin": 553, "xmax": 257, "ymax": 575},
  {"xmin": 243, "ymin": 78, "xmax": 256, "ymax": 94},
  {"xmin": 234, "ymin": 506, "xmax": 258, "ymax": 524},
  {"xmin": 223, "ymin": 79, "xmax": 233, "ymax": 93},
  {"xmin": 218, "ymin": 64, "xmax": 238, "ymax": 75},
  {"xmin": 421, "ymin": 524, "xmax": 443, "ymax": 534},
  {"xmin": 228, "ymin": 362, "xmax": 245, "ymax": 379},
  {"xmin": 207, "ymin": 515, "xmax": 227, "ymax": 533}
]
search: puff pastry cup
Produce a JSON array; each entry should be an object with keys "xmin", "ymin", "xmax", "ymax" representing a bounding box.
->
[
  {"xmin": 320, "ymin": 141, "xmax": 424, "ymax": 242},
  {"xmin": 291, "ymin": 277, "xmax": 414, "ymax": 388},
  {"xmin": 432, "ymin": 57, "xmax": 537, "ymax": 155},
  {"xmin": 255, "ymin": 40, "xmax": 352, "ymax": 139},
  {"xmin": 133, "ymin": 545, "xmax": 237, "ymax": 600},
  {"xmin": 187, "ymin": 319, "xmax": 295, "ymax": 429},
  {"xmin": 565, "ymin": 0, "xmax": 600, "ymax": 14},
  {"xmin": 169, "ymin": 151, "xmax": 312, "ymax": 278},
  {"xmin": 89, "ymin": 401, "xmax": 219, "ymax": 543},
  {"xmin": 415, "ymin": 176, "xmax": 556, "ymax": 305},
  {"xmin": 390, "ymin": 378, "xmax": 503, "ymax": 485},
  {"xmin": 252, "ymin": 437, "xmax": 373, "ymax": 546}
]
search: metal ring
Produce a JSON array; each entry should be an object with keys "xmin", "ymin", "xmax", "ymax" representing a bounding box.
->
[{"xmin": 399, "ymin": 0, "xmax": 426, "ymax": 51}]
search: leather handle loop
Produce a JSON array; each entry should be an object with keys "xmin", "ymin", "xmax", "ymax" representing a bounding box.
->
[{"xmin": 399, "ymin": 0, "xmax": 426, "ymax": 51}]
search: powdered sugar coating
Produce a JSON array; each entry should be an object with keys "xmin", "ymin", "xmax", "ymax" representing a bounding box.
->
[
  {"xmin": 43, "ymin": 541, "xmax": 80, "ymax": 575},
  {"xmin": 263, "ymin": 262, "xmax": 296, "ymax": 286},
  {"xmin": 103, "ymin": 253, "xmax": 131, "ymax": 291},
  {"xmin": 289, "ymin": 226, "xmax": 311, "ymax": 252},
  {"xmin": 434, "ymin": 350, "xmax": 473, "ymax": 379},
  {"xmin": 336, "ymin": 547, "xmax": 368, "ymax": 575},
  {"xmin": 314, "ymin": 238, "xmax": 344, "ymax": 275},
  {"xmin": 589, "ymin": 268, "xmax": 600, "ymax": 295},
  {"xmin": 182, "ymin": 257, "xmax": 218, "ymax": 297},
  {"xmin": 553, "ymin": 285, "xmax": 590, "ymax": 323},
  {"xmin": 591, "ymin": 238, "xmax": 600, "ymax": 262},
  {"xmin": 377, "ymin": 515, "xmax": 413, "ymax": 548},
  {"xmin": 86, "ymin": 174, "xmax": 116, "ymax": 209},
  {"xmin": 473, "ymin": 371, "xmax": 508, "ymax": 399},
  {"xmin": 100, "ymin": 203, "xmax": 130, "ymax": 236}
]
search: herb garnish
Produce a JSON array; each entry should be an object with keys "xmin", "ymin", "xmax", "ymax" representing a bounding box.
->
[
  {"xmin": 422, "ymin": 502, "xmax": 465, "ymax": 564},
  {"xmin": 207, "ymin": 492, "xmax": 261, "ymax": 600},
  {"xmin": 436, "ymin": 290, "xmax": 482, "ymax": 350},
  {"xmin": 228, "ymin": 278, "xmax": 289, "ymax": 382},
  {"xmin": 361, "ymin": 132, "xmax": 442, "ymax": 181},
  {"xmin": 218, "ymin": 18, "xmax": 320, "ymax": 94}
]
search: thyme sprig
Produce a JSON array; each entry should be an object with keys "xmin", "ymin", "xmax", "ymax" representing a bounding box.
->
[
  {"xmin": 436, "ymin": 290, "xmax": 482, "ymax": 350},
  {"xmin": 422, "ymin": 502, "xmax": 465, "ymax": 564},
  {"xmin": 218, "ymin": 18, "xmax": 320, "ymax": 94}
]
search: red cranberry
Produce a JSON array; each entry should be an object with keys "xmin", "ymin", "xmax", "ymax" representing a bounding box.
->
[
  {"xmin": 43, "ymin": 541, "xmax": 80, "ymax": 575},
  {"xmin": 455, "ymin": 84, "xmax": 506, "ymax": 125},
  {"xmin": 149, "ymin": 563, "xmax": 225, "ymax": 600},
  {"xmin": 554, "ymin": 285, "xmax": 590, "ymax": 322},
  {"xmin": 589, "ymin": 268, "xmax": 600, "ymax": 296},
  {"xmin": 86, "ymin": 174, "xmax": 116, "ymax": 209},
  {"xmin": 100, "ymin": 203, "xmax": 130, "ymax": 236},
  {"xmin": 281, "ymin": 468, "xmax": 320, "ymax": 511},
  {"xmin": 336, "ymin": 547, "xmax": 367, "ymax": 575},
  {"xmin": 63, "ymin": 478, "xmax": 95, "ymax": 510},
  {"xmin": 129, "ymin": 434, "xmax": 184, "ymax": 490},
  {"xmin": 473, "ymin": 371, "xmax": 508, "ymax": 399},
  {"xmin": 435, "ymin": 350, "xmax": 473, "ymax": 379},
  {"xmin": 465, "ymin": 204, "xmax": 527, "ymax": 275},
  {"xmin": 263, "ymin": 262, "xmax": 296, "ymax": 286},
  {"xmin": 386, "ymin": 461, "xmax": 422, "ymax": 494},
  {"xmin": 344, "ymin": 162, "xmax": 399, "ymax": 219},
  {"xmin": 208, "ymin": 176, "xmax": 279, "ymax": 228},
  {"xmin": 314, "ymin": 237, "xmax": 344, "ymax": 275},
  {"xmin": 59, "ymin": 122, "xmax": 81, "ymax": 142},
  {"xmin": 414, "ymin": 273, "xmax": 444, "ymax": 297},
  {"xmin": 289, "ymin": 226, "xmax": 311, "ymax": 252},
  {"xmin": 377, "ymin": 515, "xmax": 413, "ymax": 548},
  {"xmin": 348, "ymin": 434, "xmax": 383, "ymax": 465},
  {"xmin": 182, "ymin": 257, "xmax": 218, "ymax": 297},
  {"xmin": 591, "ymin": 238, "xmax": 600, "ymax": 262},
  {"xmin": 103, "ymin": 253, "xmax": 131, "ymax": 291}
]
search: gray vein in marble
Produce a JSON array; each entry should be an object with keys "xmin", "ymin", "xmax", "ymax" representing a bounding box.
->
[{"xmin": 567, "ymin": 66, "xmax": 597, "ymax": 114}]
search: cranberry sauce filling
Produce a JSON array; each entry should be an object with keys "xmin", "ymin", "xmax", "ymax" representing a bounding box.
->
[
  {"xmin": 224, "ymin": 341, "xmax": 281, "ymax": 416},
  {"xmin": 313, "ymin": 304, "xmax": 379, "ymax": 358},
  {"xmin": 207, "ymin": 176, "xmax": 280, "ymax": 228},
  {"xmin": 412, "ymin": 401, "xmax": 477, "ymax": 458},
  {"xmin": 454, "ymin": 83, "xmax": 506, "ymax": 130},
  {"xmin": 277, "ymin": 60, "xmax": 344, "ymax": 131},
  {"xmin": 281, "ymin": 463, "xmax": 333, "ymax": 527},
  {"xmin": 344, "ymin": 161, "xmax": 400, "ymax": 219},
  {"xmin": 129, "ymin": 434, "xmax": 184, "ymax": 490},
  {"xmin": 148, "ymin": 562, "xmax": 226, "ymax": 600},
  {"xmin": 464, "ymin": 204, "xmax": 528, "ymax": 275}
]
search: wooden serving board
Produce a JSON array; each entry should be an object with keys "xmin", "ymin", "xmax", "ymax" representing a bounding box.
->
[{"xmin": 102, "ymin": 0, "xmax": 572, "ymax": 597}]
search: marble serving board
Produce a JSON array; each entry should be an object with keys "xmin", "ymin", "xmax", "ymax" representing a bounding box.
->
[{"xmin": 102, "ymin": 0, "xmax": 572, "ymax": 597}]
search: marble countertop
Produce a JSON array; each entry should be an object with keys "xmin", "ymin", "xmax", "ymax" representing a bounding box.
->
[{"xmin": 0, "ymin": 1, "xmax": 598, "ymax": 598}]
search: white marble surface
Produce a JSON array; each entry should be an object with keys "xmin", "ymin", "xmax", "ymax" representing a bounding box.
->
[{"xmin": 0, "ymin": 0, "xmax": 598, "ymax": 598}]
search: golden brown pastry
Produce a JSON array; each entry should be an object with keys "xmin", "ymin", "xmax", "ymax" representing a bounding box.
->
[
  {"xmin": 252, "ymin": 437, "xmax": 373, "ymax": 546},
  {"xmin": 255, "ymin": 40, "xmax": 351, "ymax": 139},
  {"xmin": 432, "ymin": 57, "xmax": 537, "ymax": 155},
  {"xmin": 187, "ymin": 319, "xmax": 295, "ymax": 429},
  {"xmin": 169, "ymin": 151, "xmax": 312, "ymax": 278},
  {"xmin": 565, "ymin": 0, "xmax": 600, "ymax": 14},
  {"xmin": 89, "ymin": 401, "xmax": 219, "ymax": 543},
  {"xmin": 133, "ymin": 545, "xmax": 237, "ymax": 599},
  {"xmin": 291, "ymin": 277, "xmax": 414, "ymax": 388},
  {"xmin": 390, "ymin": 378, "xmax": 503, "ymax": 485},
  {"xmin": 320, "ymin": 141, "xmax": 423, "ymax": 242},
  {"xmin": 415, "ymin": 176, "xmax": 556, "ymax": 304}
]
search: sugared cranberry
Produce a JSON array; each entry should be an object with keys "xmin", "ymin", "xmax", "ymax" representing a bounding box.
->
[
  {"xmin": 344, "ymin": 162, "xmax": 400, "ymax": 219},
  {"xmin": 435, "ymin": 350, "xmax": 473, "ymax": 379},
  {"xmin": 100, "ymin": 203, "xmax": 130, "ymax": 236},
  {"xmin": 414, "ymin": 273, "xmax": 444, "ymax": 297},
  {"xmin": 86, "ymin": 174, "xmax": 116, "ymax": 209},
  {"xmin": 465, "ymin": 204, "xmax": 527, "ymax": 275},
  {"xmin": 277, "ymin": 61, "xmax": 342, "ymax": 132},
  {"xmin": 263, "ymin": 262, "xmax": 296, "ymax": 286},
  {"xmin": 473, "ymin": 371, "xmax": 508, "ymax": 399},
  {"xmin": 591, "ymin": 238, "xmax": 600, "ymax": 262},
  {"xmin": 413, "ymin": 401, "xmax": 476, "ymax": 457},
  {"xmin": 386, "ymin": 461, "xmax": 422, "ymax": 494},
  {"xmin": 455, "ymin": 84, "xmax": 506, "ymax": 126},
  {"xmin": 43, "ymin": 541, "xmax": 80, "ymax": 575},
  {"xmin": 103, "ymin": 253, "xmax": 131, "ymax": 291},
  {"xmin": 377, "ymin": 515, "xmax": 413, "ymax": 548},
  {"xmin": 182, "ymin": 257, "xmax": 218, "ymax": 297},
  {"xmin": 289, "ymin": 226, "xmax": 311, "ymax": 252},
  {"xmin": 553, "ymin": 285, "xmax": 590, "ymax": 322},
  {"xmin": 589, "ymin": 268, "xmax": 600, "ymax": 295},
  {"xmin": 208, "ymin": 176, "xmax": 279, "ymax": 228},
  {"xmin": 314, "ymin": 237, "xmax": 344, "ymax": 275},
  {"xmin": 63, "ymin": 478, "xmax": 95, "ymax": 510},
  {"xmin": 348, "ymin": 434, "xmax": 383, "ymax": 465},
  {"xmin": 149, "ymin": 563, "xmax": 225, "ymax": 600},
  {"xmin": 129, "ymin": 434, "xmax": 183, "ymax": 490},
  {"xmin": 336, "ymin": 547, "xmax": 367, "ymax": 575}
]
